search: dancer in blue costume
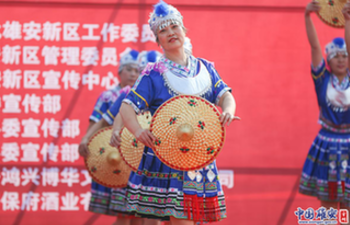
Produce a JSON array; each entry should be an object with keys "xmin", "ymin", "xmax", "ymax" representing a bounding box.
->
[
  {"xmin": 78, "ymin": 48, "xmax": 140, "ymax": 224},
  {"xmin": 105, "ymin": 51, "xmax": 163, "ymax": 161},
  {"xmin": 106, "ymin": 52, "xmax": 162, "ymax": 225},
  {"xmin": 299, "ymin": 1, "xmax": 350, "ymax": 211},
  {"xmin": 119, "ymin": 1, "xmax": 239, "ymax": 224},
  {"xmin": 340, "ymin": 2, "xmax": 350, "ymax": 212},
  {"xmin": 79, "ymin": 50, "xmax": 162, "ymax": 225}
]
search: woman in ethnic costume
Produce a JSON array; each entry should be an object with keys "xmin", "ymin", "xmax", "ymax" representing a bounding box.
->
[
  {"xmin": 119, "ymin": 1, "xmax": 239, "ymax": 224},
  {"xmin": 299, "ymin": 1, "xmax": 350, "ymax": 211},
  {"xmin": 107, "ymin": 50, "xmax": 162, "ymax": 225},
  {"xmin": 78, "ymin": 48, "xmax": 142, "ymax": 225}
]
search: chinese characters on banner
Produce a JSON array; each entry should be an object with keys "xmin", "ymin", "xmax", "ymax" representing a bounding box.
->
[{"xmin": 0, "ymin": 20, "xmax": 156, "ymax": 212}]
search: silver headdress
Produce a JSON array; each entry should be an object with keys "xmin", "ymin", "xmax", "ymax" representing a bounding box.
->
[
  {"xmin": 118, "ymin": 47, "xmax": 139, "ymax": 73},
  {"xmin": 148, "ymin": 0, "xmax": 183, "ymax": 36},
  {"xmin": 137, "ymin": 50, "xmax": 162, "ymax": 70},
  {"xmin": 325, "ymin": 37, "xmax": 348, "ymax": 61}
]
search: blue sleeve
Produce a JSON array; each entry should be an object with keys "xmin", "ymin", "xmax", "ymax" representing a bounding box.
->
[
  {"xmin": 89, "ymin": 92, "xmax": 110, "ymax": 122},
  {"xmin": 311, "ymin": 59, "xmax": 328, "ymax": 88},
  {"xmin": 200, "ymin": 59, "xmax": 231, "ymax": 105},
  {"xmin": 123, "ymin": 74, "xmax": 155, "ymax": 114},
  {"xmin": 102, "ymin": 92, "xmax": 127, "ymax": 125},
  {"xmin": 311, "ymin": 59, "xmax": 330, "ymax": 96}
]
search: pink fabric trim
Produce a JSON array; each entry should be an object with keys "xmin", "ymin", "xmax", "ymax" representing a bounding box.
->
[{"xmin": 141, "ymin": 62, "xmax": 168, "ymax": 76}]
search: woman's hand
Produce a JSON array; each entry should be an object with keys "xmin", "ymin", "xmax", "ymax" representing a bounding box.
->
[
  {"xmin": 220, "ymin": 112, "xmax": 240, "ymax": 127},
  {"xmin": 110, "ymin": 129, "xmax": 122, "ymax": 148},
  {"xmin": 305, "ymin": 1, "xmax": 321, "ymax": 16},
  {"xmin": 135, "ymin": 129, "xmax": 156, "ymax": 149},
  {"xmin": 78, "ymin": 137, "xmax": 89, "ymax": 158},
  {"xmin": 343, "ymin": 1, "xmax": 350, "ymax": 21}
]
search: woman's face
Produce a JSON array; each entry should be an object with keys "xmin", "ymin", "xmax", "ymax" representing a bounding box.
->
[
  {"xmin": 328, "ymin": 52, "xmax": 348, "ymax": 76},
  {"xmin": 157, "ymin": 22, "xmax": 185, "ymax": 52},
  {"xmin": 119, "ymin": 64, "xmax": 139, "ymax": 87}
]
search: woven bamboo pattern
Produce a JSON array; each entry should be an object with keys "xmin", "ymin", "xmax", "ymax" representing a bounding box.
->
[
  {"xmin": 317, "ymin": 0, "xmax": 346, "ymax": 28},
  {"xmin": 150, "ymin": 95, "xmax": 225, "ymax": 171},
  {"xmin": 119, "ymin": 111, "xmax": 152, "ymax": 171},
  {"xmin": 86, "ymin": 126, "xmax": 131, "ymax": 188}
]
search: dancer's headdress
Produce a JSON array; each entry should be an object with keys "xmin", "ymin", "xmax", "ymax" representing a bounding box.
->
[
  {"xmin": 137, "ymin": 50, "xmax": 162, "ymax": 70},
  {"xmin": 149, "ymin": 0, "xmax": 184, "ymax": 36},
  {"xmin": 119, "ymin": 48, "xmax": 139, "ymax": 72},
  {"xmin": 325, "ymin": 37, "xmax": 348, "ymax": 61}
]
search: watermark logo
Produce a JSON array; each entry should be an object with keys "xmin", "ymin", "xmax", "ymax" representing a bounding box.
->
[
  {"xmin": 294, "ymin": 207, "xmax": 349, "ymax": 224},
  {"xmin": 339, "ymin": 209, "xmax": 349, "ymax": 224}
]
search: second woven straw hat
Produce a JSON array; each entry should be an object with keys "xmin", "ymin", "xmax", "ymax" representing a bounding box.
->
[
  {"xmin": 150, "ymin": 95, "xmax": 226, "ymax": 171},
  {"xmin": 119, "ymin": 111, "xmax": 152, "ymax": 171},
  {"xmin": 317, "ymin": 0, "xmax": 346, "ymax": 28},
  {"xmin": 86, "ymin": 127, "xmax": 131, "ymax": 188}
]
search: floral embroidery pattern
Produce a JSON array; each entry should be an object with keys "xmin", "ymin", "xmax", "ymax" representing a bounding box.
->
[
  {"xmin": 155, "ymin": 139, "xmax": 161, "ymax": 146},
  {"xmin": 99, "ymin": 148, "xmax": 105, "ymax": 155},
  {"xmin": 188, "ymin": 99, "xmax": 197, "ymax": 107},
  {"xmin": 332, "ymin": 73, "xmax": 350, "ymax": 91},
  {"xmin": 113, "ymin": 169, "xmax": 121, "ymax": 174},
  {"xmin": 132, "ymin": 139, "xmax": 138, "ymax": 147},
  {"xmin": 160, "ymin": 55, "xmax": 197, "ymax": 78},
  {"xmin": 141, "ymin": 61, "xmax": 168, "ymax": 76},
  {"xmin": 135, "ymin": 170, "xmax": 184, "ymax": 180},
  {"xmin": 91, "ymin": 166, "xmax": 97, "ymax": 172},
  {"xmin": 207, "ymin": 147, "xmax": 215, "ymax": 154},
  {"xmin": 169, "ymin": 117, "xmax": 177, "ymax": 125},
  {"xmin": 328, "ymin": 0, "xmax": 334, "ymax": 6},
  {"xmin": 180, "ymin": 147, "xmax": 190, "ymax": 153},
  {"xmin": 198, "ymin": 121, "xmax": 205, "ymax": 130},
  {"xmin": 319, "ymin": 109, "xmax": 350, "ymax": 132},
  {"xmin": 332, "ymin": 17, "xmax": 339, "ymax": 24}
]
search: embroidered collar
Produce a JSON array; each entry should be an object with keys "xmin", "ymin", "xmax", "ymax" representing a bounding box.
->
[
  {"xmin": 160, "ymin": 55, "xmax": 198, "ymax": 78},
  {"xmin": 331, "ymin": 72, "xmax": 350, "ymax": 91},
  {"xmin": 162, "ymin": 60, "xmax": 212, "ymax": 97}
]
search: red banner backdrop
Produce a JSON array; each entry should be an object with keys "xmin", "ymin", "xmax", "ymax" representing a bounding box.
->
[{"xmin": 0, "ymin": 0, "xmax": 345, "ymax": 224}]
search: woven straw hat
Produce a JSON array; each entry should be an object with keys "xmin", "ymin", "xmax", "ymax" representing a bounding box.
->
[
  {"xmin": 86, "ymin": 126, "xmax": 131, "ymax": 188},
  {"xmin": 150, "ymin": 95, "xmax": 225, "ymax": 171},
  {"xmin": 119, "ymin": 111, "xmax": 152, "ymax": 171},
  {"xmin": 317, "ymin": 0, "xmax": 346, "ymax": 28}
]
